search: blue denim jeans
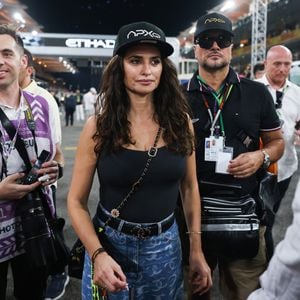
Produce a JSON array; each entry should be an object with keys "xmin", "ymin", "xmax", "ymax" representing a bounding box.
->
[{"xmin": 82, "ymin": 214, "xmax": 183, "ymax": 300}]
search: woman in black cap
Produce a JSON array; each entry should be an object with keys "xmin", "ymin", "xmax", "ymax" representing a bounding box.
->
[{"xmin": 68, "ymin": 21, "xmax": 212, "ymax": 299}]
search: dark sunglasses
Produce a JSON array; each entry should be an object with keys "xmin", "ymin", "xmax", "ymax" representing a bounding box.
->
[{"xmin": 195, "ymin": 34, "xmax": 233, "ymax": 49}]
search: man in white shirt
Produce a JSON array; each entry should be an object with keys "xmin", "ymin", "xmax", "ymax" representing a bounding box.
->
[
  {"xmin": 256, "ymin": 45, "xmax": 300, "ymax": 259},
  {"xmin": 248, "ymin": 178, "xmax": 300, "ymax": 300},
  {"xmin": 19, "ymin": 49, "xmax": 62, "ymax": 145},
  {"xmin": 83, "ymin": 87, "xmax": 97, "ymax": 117},
  {"xmin": 75, "ymin": 89, "xmax": 84, "ymax": 121}
]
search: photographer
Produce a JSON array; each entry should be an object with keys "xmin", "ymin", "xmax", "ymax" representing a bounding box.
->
[
  {"xmin": 0, "ymin": 25, "xmax": 62, "ymax": 300},
  {"xmin": 19, "ymin": 48, "xmax": 68, "ymax": 300}
]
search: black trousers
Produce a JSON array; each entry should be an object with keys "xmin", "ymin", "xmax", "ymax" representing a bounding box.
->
[
  {"xmin": 0, "ymin": 254, "xmax": 48, "ymax": 300},
  {"xmin": 264, "ymin": 176, "xmax": 292, "ymax": 261},
  {"xmin": 65, "ymin": 108, "xmax": 75, "ymax": 126}
]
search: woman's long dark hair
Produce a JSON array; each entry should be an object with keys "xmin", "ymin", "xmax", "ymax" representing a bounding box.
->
[{"xmin": 93, "ymin": 54, "xmax": 194, "ymax": 156}]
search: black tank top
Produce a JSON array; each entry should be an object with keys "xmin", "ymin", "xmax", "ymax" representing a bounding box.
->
[{"xmin": 97, "ymin": 147, "xmax": 186, "ymax": 223}]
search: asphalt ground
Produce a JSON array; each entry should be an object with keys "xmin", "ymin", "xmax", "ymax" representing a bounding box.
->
[{"xmin": 6, "ymin": 118, "xmax": 298, "ymax": 299}]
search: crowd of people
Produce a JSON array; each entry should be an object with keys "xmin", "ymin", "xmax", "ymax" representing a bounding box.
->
[
  {"xmin": 1, "ymin": 10, "xmax": 300, "ymax": 300},
  {"xmin": 55, "ymin": 87, "xmax": 97, "ymax": 127}
]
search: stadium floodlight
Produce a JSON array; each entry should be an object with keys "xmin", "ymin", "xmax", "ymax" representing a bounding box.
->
[
  {"xmin": 13, "ymin": 12, "xmax": 25, "ymax": 24},
  {"xmin": 221, "ymin": 0, "xmax": 235, "ymax": 12},
  {"xmin": 189, "ymin": 26, "xmax": 196, "ymax": 35}
]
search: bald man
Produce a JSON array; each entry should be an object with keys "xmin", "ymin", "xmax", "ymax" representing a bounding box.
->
[{"xmin": 257, "ymin": 45, "xmax": 300, "ymax": 260}]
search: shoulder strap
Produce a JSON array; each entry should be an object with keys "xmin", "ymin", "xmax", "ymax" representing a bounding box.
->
[
  {"xmin": 103, "ymin": 127, "xmax": 162, "ymax": 226},
  {"xmin": 0, "ymin": 107, "xmax": 55, "ymax": 219},
  {"xmin": 0, "ymin": 132, "xmax": 6, "ymax": 180},
  {"xmin": 0, "ymin": 108, "xmax": 32, "ymax": 171}
]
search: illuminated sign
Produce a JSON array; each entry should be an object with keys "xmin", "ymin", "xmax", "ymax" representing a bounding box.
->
[
  {"xmin": 22, "ymin": 36, "xmax": 115, "ymax": 49},
  {"xmin": 65, "ymin": 39, "xmax": 115, "ymax": 49}
]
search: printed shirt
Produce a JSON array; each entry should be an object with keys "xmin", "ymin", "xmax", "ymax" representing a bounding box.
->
[
  {"xmin": 257, "ymin": 75, "xmax": 300, "ymax": 182},
  {"xmin": 0, "ymin": 90, "xmax": 57, "ymax": 262}
]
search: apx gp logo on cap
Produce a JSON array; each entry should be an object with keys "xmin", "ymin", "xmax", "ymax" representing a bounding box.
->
[
  {"xmin": 127, "ymin": 29, "xmax": 161, "ymax": 39},
  {"xmin": 204, "ymin": 17, "xmax": 226, "ymax": 24}
]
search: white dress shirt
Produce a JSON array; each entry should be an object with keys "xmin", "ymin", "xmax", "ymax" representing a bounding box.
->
[
  {"xmin": 248, "ymin": 179, "xmax": 300, "ymax": 300},
  {"xmin": 257, "ymin": 75, "xmax": 300, "ymax": 182},
  {"xmin": 24, "ymin": 80, "xmax": 62, "ymax": 143}
]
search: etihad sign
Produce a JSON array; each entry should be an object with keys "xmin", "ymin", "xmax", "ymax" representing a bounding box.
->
[{"xmin": 65, "ymin": 38, "xmax": 115, "ymax": 48}]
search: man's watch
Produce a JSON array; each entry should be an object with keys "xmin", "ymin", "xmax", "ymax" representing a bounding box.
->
[{"xmin": 262, "ymin": 150, "xmax": 271, "ymax": 169}]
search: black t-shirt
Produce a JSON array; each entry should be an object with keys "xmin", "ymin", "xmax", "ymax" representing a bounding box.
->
[{"xmin": 184, "ymin": 68, "xmax": 281, "ymax": 194}]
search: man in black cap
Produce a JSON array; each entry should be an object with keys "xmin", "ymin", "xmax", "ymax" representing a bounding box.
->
[{"xmin": 181, "ymin": 12, "xmax": 285, "ymax": 300}]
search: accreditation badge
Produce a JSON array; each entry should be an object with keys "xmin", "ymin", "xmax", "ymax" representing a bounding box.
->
[
  {"xmin": 215, "ymin": 146, "xmax": 233, "ymax": 174},
  {"xmin": 204, "ymin": 136, "xmax": 224, "ymax": 161}
]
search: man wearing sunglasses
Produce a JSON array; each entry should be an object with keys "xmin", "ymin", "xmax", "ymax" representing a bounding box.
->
[
  {"xmin": 256, "ymin": 45, "xmax": 300, "ymax": 261},
  {"xmin": 180, "ymin": 12, "xmax": 284, "ymax": 300}
]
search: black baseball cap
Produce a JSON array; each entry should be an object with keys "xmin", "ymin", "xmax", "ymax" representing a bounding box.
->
[
  {"xmin": 113, "ymin": 21, "xmax": 174, "ymax": 57},
  {"xmin": 194, "ymin": 12, "xmax": 234, "ymax": 39}
]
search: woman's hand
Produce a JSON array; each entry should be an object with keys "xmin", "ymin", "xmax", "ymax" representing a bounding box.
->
[
  {"xmin": 93, "ymin": 252, "xmax": 128, "ymax": 293},
  {"xmin": 189, "ymin": 250, "xmax": 212, "ymax": 295}
]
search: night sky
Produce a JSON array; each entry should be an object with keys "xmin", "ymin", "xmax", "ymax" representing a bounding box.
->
[
  {"xmin": 19, "ymin": 0, "xmax": 223, "ymax": 90},
  {"xmin": 21, "ymin": 0, "xmax": 222, "ymax": 36}
]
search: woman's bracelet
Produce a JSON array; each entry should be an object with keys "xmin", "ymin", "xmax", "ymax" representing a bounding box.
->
[
  {"xmin": 186, "ymin": 231, "xmax": 202, "ymax": 234},
  {"xmin": 91, "ymin": 247, "xmax": 106, "ymax": 265}
]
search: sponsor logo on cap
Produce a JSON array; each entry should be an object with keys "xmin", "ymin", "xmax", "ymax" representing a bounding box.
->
[
  {"xmin": 204, "ymin": 18, "xmax": 226, "ymax": 24},
  {"xmin": 127, "ymin": 29, "xmax": 161, "ymax": 39}
]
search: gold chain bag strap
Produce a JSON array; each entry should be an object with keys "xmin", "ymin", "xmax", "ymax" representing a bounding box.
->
[
  {"xmin": 101, "ymin": 126, "xmax": 162, "ymax": 228},
  {"xmin": 69, "ymin": 127, "xmax": 162, "ymax": 280}
]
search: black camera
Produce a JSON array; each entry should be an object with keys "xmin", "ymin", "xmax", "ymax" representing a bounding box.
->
[
  {"xmin": 22, "ymin": 150, "xmax": 50, "ymax": 185},
  {"xmin": 20, "ymin": 191, "xmax": 57, "ymax": 268}
]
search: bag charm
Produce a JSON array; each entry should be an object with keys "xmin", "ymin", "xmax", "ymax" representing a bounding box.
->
[{"xmin": 110, "ymin": 208, "xmax": 120, "ymax": 218}]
